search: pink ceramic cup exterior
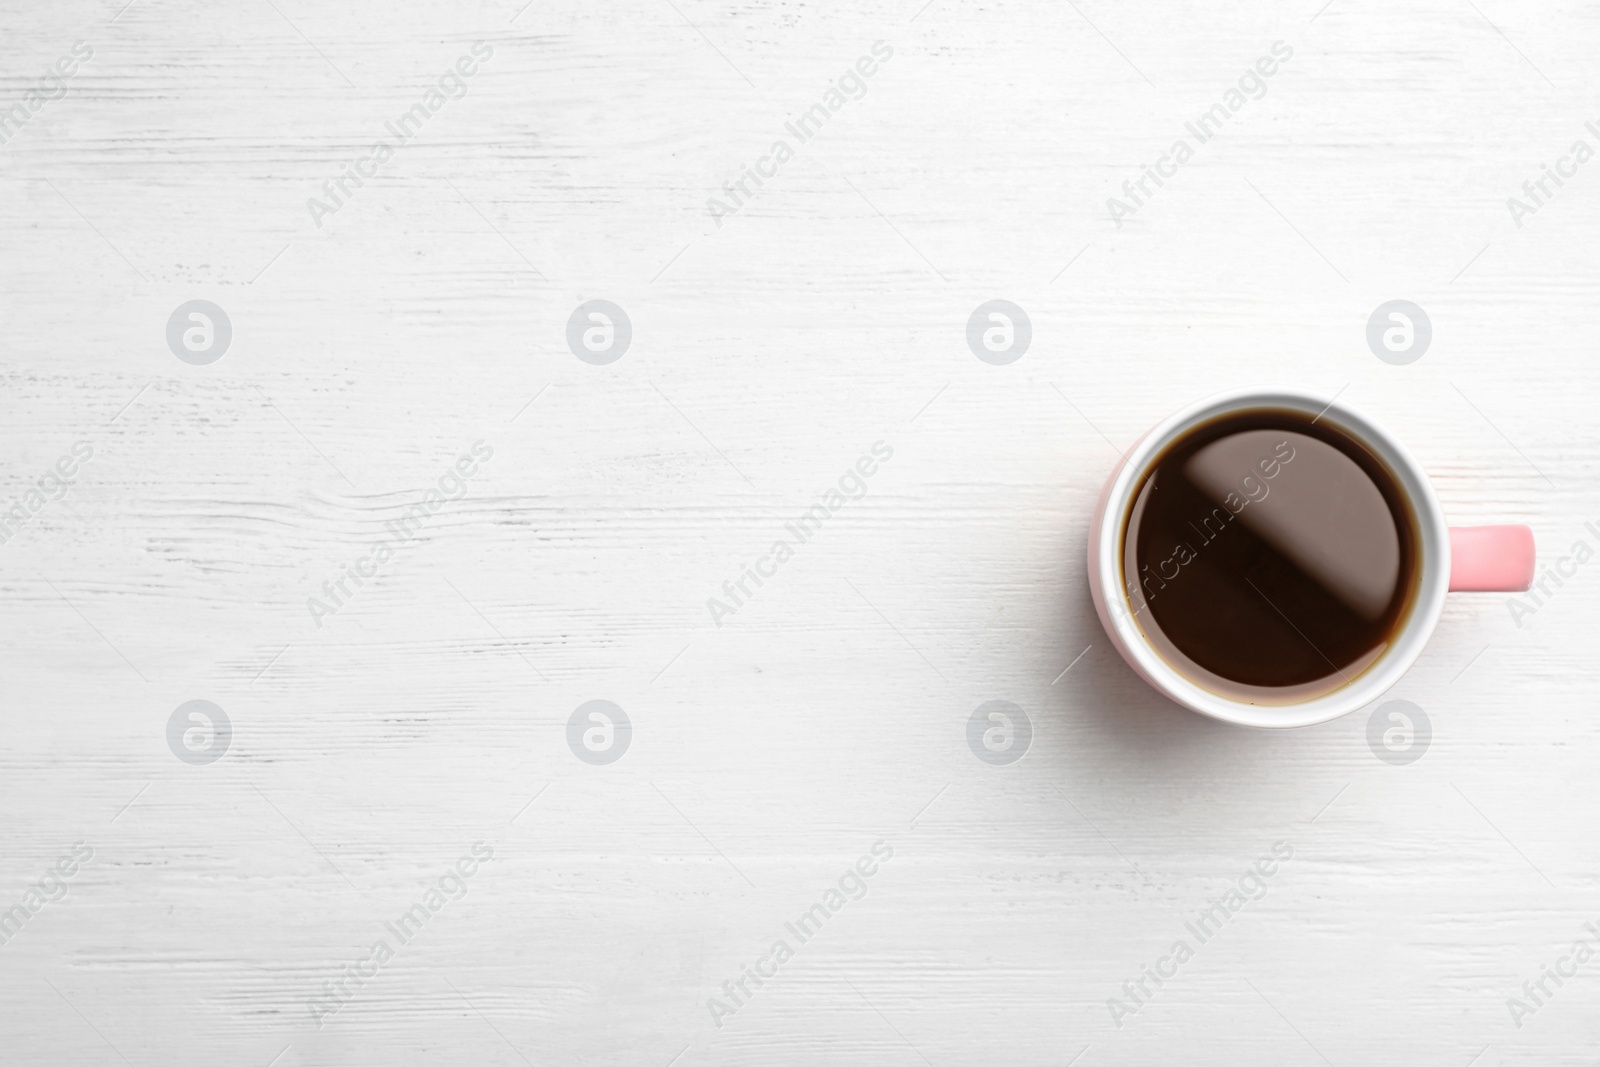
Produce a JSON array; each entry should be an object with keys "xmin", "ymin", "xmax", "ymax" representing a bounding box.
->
[
  {"xmin": 1448, "ymin": 525, "xmax": 1536, "ymax": 591},
  {"xmin": 1087, "ymin": 388, "xmax": 1535, "ymax": 729}
]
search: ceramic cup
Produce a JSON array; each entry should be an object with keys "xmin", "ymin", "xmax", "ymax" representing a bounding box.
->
[{"xmin": 1087, "ymin": 388, "xmax": 1535, "ymax": 728}]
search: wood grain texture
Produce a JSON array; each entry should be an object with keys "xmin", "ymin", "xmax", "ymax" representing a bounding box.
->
[{"xmin": 2, "ymin": 0, "xmax": 1598, "ymax": 1064}]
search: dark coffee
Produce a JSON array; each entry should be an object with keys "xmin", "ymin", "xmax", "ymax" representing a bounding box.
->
[{"xmin": 1121, "ymin": 409, "xmax": 1418, "ymax": 703}]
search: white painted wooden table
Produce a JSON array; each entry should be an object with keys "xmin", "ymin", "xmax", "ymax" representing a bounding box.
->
[{"xmin": 3, "ymin": 0, "xmax": 1597, "ymax": 1063}]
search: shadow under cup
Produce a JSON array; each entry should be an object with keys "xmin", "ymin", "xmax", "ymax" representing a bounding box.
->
[{"xmin": 1118, "ymin": 408, "xmax": 1423, "ymax": 706}]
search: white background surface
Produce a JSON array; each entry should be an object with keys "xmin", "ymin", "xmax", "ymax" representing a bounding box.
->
[{"xmin": 2, "ymin": 0, "xmax": 1598, "ymax": 1064}]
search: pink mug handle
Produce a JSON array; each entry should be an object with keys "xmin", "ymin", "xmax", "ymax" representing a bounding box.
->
[{"xmin": 1449, "ymin": 525, "xmax": 1535, "ymax": 592}]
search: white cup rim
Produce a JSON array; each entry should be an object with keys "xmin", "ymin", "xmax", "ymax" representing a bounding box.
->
[{"xmin": 1088, "ymin": 388, "xmax": 1450, "ymax": 729}]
